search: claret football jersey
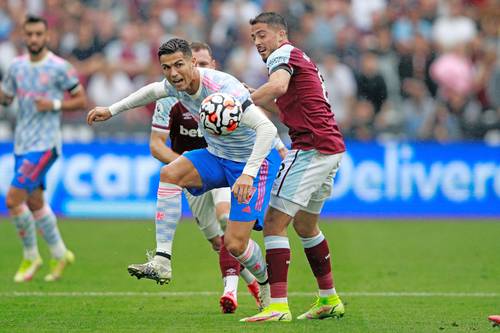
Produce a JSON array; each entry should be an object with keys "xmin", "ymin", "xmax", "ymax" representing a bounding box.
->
[{"xmin": 265, "ymin": 43, "xmax": 345, "ymax": 155}]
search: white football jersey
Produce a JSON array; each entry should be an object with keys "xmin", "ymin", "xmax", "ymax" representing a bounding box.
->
[{"xmin": 162, "ymin": 68, "xmax": 255, "ymax": 162}]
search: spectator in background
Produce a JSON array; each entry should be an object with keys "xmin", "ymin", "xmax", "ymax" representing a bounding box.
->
[
  {"xmin": 398, "ymin": 34, "xmax": 437, "ymax": 97},
  {"xmin": 319, "ymin": 53, "xmax": 357, "ymax": 132},
  {"xmin": 356, "ymin": 51, "xmax": 388, "ymax": 113},
  {"xmin": 87, "ymin": 60, "xmax": 134, "ymax": 108},
  {"xmin": 70, "ymin": 23, "xmax": 104, "ymax": 86},
  {"xmin": 349, "ymin": 99, "xmax": 376, "ymax": 140},
  {"xmin": 374, "ymin": 26, "xmax": 401, "ymax": 104},
  {"xmin": 0, "ymin": 7, "xmax": 16, "ymax": 80},
  {"xmin": 350, "ymin": 0, "xmax": 387, "ymax": 32},
  {"xmin": 430, "ymin": 46, "xmax": 474, "ymax": 100},
  {"xmin": 401, "ymin": 78, "xmax": 436, "ymax": 140},
  {"xmin": 333, "ymin": 25, "xmax": 360, "ymax": 70},
  {"xmin": 227, "ymin": 24, "xmax": 268, "ymax": 88},
  {"xmin": 432, "ymin": 0, "xmax": 477, "ymax": 51},
  {"xmin": 94, "ymin": 11, "xmax": 118, "ymax": 51},
  {"xmin": 391, "ymin": 2, "xmax": 433, "ymax": 44},
  {"xmin": 104, "ymin": 23, "xmax": 150, "ymax": 78}
]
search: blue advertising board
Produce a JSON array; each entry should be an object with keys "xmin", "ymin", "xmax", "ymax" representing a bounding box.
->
[{"xmin": 0, "ymin": 141, "xmax": 499, "ymax": 218}]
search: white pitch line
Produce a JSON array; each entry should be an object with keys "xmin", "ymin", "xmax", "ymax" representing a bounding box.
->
[{"xmin": 0, "ymin": 291, "xmax": 498, "ymax": 297}]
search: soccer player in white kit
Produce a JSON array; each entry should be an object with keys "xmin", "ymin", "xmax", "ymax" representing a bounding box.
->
[
  {"xmin": 87, "ymin": 38, "xmax": 281, "ymax": 311},
  {"xmin": 0, "ymin": 16, "xmax": 87, "ymax": 282},
  {"xmin": 127, "ymin": 42, "xmax": 262, "ymax": 313}
]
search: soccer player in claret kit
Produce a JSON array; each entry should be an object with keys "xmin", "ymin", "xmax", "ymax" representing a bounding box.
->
[
  {"xmin": 240, "ymin": 12, "xmax": 346, "ymax": 322},
  {"xmin": 127, "ymin": 42, "xmax": 263, "ymax": 313},
  {"xmin": 0, "ymin": 16, "xmax": 87, "ymax": 282},
  {"xmin": 87, "ymin": 38, "xmax": 281, "ymax": 311}
]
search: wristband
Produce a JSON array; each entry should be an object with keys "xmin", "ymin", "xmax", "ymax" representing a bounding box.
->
[{"xmin": 52, "ymin": 99, "xmax": 62, "ymax": 111}]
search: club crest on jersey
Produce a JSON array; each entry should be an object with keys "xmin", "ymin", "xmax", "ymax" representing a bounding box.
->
[{"xmin": 39, "ymin": 73, "xmax": 50, "ymax": 85}]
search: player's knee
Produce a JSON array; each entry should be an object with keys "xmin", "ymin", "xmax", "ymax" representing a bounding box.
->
[
  {"xmin": 263, "ymin": 207, "xmax": 289, "ymax": 236},
  {"xmin": 26, "ymin": 196, "xmax": 44, "ymax": 211},
  {"xmin": 159, "ymin": 165, "xmax": 181, "ymax": 185},
  {"xmin": 5, "ymin": 191, "xmax": 22, "ymax": 209},
  {"xmin": 5, "ymin": 196, "xmax": 24, "ymax": 215},
  {"xmin": 5, "ymin": 196, "xmax": 17, "ymax": 210},
  {"xmin": 293, "ymin": 220, "xmax": 319, "ymax": 238},
  {"xmin": 223, "ymin": 236, "xmax": 246, "ymax": 257}
]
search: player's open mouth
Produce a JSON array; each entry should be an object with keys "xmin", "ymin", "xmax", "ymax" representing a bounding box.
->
[
  {"xmin": 257, "ymin": 47, "xmax": 266, "ymax": 55},
  {"xmin": 172, "ymin": 79, "xmax": 184, "ymax": 85}
]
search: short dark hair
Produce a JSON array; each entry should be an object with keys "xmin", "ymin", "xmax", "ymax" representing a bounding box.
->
[
  {"xmin": 23, "ymin": 15, "xmax": 48, "ymax": 29},
  {"xmin": 158, "ymin": 38, "xmax": 192, "ymax": 59},
  {"xmin": 249, "ymin": 12, "xmax": 287, "ymax": 32},
  {"xmin": 190, "ymin": 41, "xmax": 213, "ymax": 58}
]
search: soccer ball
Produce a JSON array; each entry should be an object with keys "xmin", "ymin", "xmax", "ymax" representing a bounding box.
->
[{"xmin": 199, "ymin": 93, "xmax": 242, "ymax": 135}]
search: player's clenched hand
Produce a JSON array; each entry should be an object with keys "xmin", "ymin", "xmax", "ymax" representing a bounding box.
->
[
  {"xmin": 232, "ymin": 174, "xmax": 255, "ymax": 204},
  {"xmin": 87, "ymin": 106, "xmax": 112, "ymax": 125},
  {"xmin": 34, "ymin": 97, "xmax": 54, "ymax": 112}
]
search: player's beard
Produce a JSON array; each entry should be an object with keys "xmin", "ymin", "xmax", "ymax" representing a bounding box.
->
[{"xmin": 28, "ymin": 43, "xmax": 46, "ymax": 56}]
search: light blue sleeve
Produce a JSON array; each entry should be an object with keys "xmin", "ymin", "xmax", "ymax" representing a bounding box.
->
[
  {"xmin": 57, "ymin": 60, "xmax": 80, "ymax": 92},
  {"xmin": 152, "ymin": 97, "xmax": 177, "ymax": 130}
]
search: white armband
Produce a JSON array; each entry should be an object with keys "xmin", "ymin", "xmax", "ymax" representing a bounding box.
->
[{"xmin": 52, "ymin": 99, "xmax": 62, "ymax": 111}]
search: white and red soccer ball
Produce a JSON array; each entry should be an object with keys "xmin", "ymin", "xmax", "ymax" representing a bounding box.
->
[{"xmin": 199, "ymin": 93, "xmax": 242, "ymax": 135}]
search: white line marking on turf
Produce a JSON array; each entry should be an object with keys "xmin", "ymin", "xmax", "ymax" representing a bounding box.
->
[{"xmin": 1, "ymin": 291, "xmax": 498, "ymax": 297}]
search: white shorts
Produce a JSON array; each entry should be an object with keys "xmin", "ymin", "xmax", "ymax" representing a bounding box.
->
[
  {"xmin": 184, "ymin": 187, "xmax": 231, "ymax": 240},
  {"xmin": 270, "ymin": 149, "xmax": 343, "ymax": 217}
]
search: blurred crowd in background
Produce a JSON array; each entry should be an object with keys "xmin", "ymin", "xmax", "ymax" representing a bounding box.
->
[{"xmin": 0, "ymin": 0, "xmax": 499, "ymax": 144}]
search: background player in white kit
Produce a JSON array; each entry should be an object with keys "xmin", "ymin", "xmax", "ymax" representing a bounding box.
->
[
  {"xmin": 127, "ymin": 42, "xmax": 262, "ymax": 313},
  {"xmin": 87, "ymin": 38, "xmax": 281, "ymax": 312},
  {"xmin": 0, "ymin": 16, "xmax": 87, "ymax": 282}
]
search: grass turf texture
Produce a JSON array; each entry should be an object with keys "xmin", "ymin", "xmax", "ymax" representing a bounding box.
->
[{"xmin": 0, "ymin": 219, "xmax": 499, "ymax": 332}]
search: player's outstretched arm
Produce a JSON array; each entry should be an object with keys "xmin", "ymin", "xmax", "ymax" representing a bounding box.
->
[
  {"xmin": 87, "ymin": 81, "xmax": 168, "ymax": 126},
  {"xmin": 232, "ymin": 105, "xmax": 277, "ymax": 203},
  {"xmin": 150, "ymin": 130, "xmax": 180, "ymax": 164},
  {"xmin": 251, "ymin": 69, "xmax": 291, "ymax": 107},
  {"xmin": 87, "ymin": 106, "xmax": 112, "ymax": 125}
]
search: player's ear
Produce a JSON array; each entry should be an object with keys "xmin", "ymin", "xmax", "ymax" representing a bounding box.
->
[{"xmin": 278, "ymin": 29, "xmax": 286, "ymax": 41}]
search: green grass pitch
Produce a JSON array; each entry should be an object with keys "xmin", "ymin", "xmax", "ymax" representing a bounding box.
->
[{"xmin": 0, "ymin": 218, "xmax": 499, "ymax": 332}]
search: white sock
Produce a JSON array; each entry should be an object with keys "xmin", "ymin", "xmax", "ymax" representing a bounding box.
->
[
  {"xmin": 34, "ymin": 205, "xmax": 66, "ymax": 259},
  {"xmin": 319, "ymin": 288, "xmax": 336, "ymax": 297},
  {"xmin": 271, "ymin": 297, "xmax": 288, "ymax": 304},
  {"xmin": 155, "ymin": 182, "xmax": 182, "ymax": 257},
  {"xmin": 12, "ymin": 206, "xmax": 39, "ymax": 260},
  {"xmin": 223, "ymin": 275, "xmax": 239, "ymax": 298}
]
